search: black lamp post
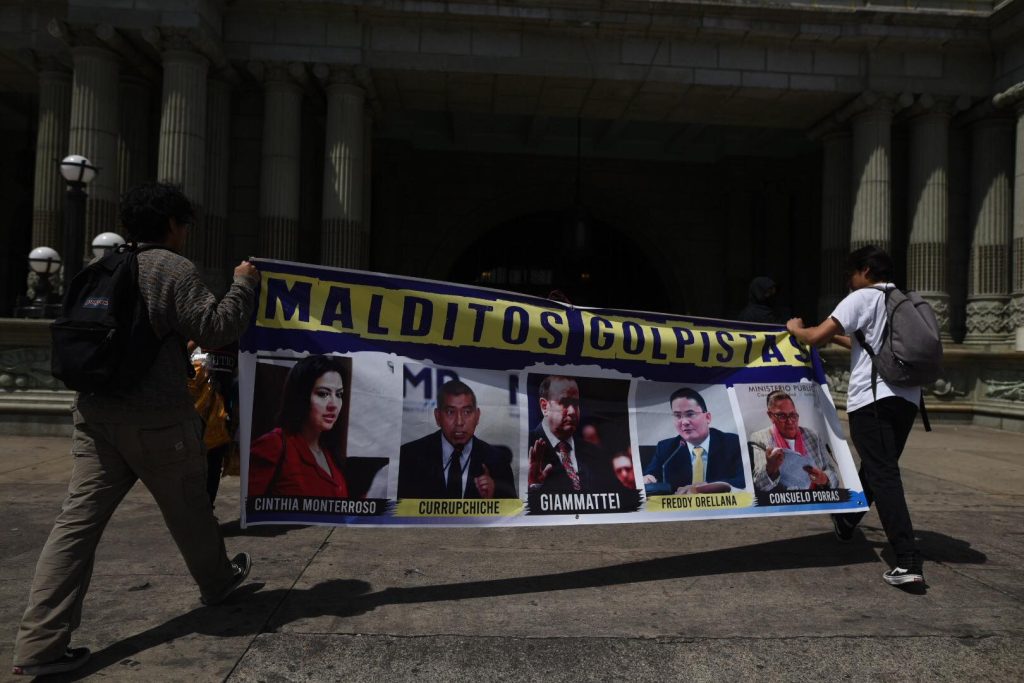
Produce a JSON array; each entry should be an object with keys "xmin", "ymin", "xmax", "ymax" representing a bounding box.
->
[{"xmin": 59, "ymin": 154, "xmax": 98, "ymax": 286}]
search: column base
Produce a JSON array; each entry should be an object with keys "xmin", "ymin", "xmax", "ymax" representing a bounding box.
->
[
  {"xmin": 1009, "ymin": 294, "xmax": 1024, "ymax": 344},
  {"xmin": 917, "ymin": 291, "xmax": 951, "ymax": 342},
  {"xmin": 965, "ymin": 297, "xmax": 1011, "ymax": 345}
]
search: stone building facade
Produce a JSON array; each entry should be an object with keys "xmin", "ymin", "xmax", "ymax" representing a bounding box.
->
[{"xmin": 1, "ymin": 0, "xmax": 1024, "ymax": 430}]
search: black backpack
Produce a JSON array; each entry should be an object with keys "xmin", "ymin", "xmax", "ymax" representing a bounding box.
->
[{"xmin": 51, "ymin": 243, "xmax": 167, "ymax": 394}]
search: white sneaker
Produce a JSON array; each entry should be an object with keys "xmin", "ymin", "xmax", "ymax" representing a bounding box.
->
[{"xmin": 882, "ymin": 566, "xmax": 924, "ymax": 586}]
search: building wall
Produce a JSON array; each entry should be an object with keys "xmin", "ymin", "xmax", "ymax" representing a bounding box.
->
[
  {"xmin": 371, "ymin": 141, "xmax": 821, "ymax": 319},
  {"xmin": 0, "ymin": 100, "xmax": 38, "ymax": 316},
  {"xmin": 226, "ymin": 88, "xmax": 263, "ymax": 269}
]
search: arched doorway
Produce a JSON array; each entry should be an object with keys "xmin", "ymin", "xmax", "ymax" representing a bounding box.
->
[{"xmin": 448, "ymin": 210, "xmax": 675, "ymax": 312}]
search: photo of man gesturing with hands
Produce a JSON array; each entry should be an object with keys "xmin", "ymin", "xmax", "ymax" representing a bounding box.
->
[{"xmin": 399, "ymin": 379, "xmax": 517, "ymax": 499}]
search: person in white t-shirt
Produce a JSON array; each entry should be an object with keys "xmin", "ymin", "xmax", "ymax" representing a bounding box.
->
[{"xmin": 785, "ymin": 245, "xmax": 924, "ymax": 588}]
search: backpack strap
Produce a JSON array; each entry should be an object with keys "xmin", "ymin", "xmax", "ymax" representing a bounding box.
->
[
  {"xmin": 853, "ymin": 284, "xmax": 890, "ymax": 360},
  {"xmin": 853, "ymin": 328, "xmax": 881, "ymax": 406},
  {"xmin": 918, "ymin": 391, "xmax": 932, "ymax": 432},
  {"xmin": 264, "ymin": 430, "xmax": 289, "ymax": 496},
  {"xmin": 854, "ymin": 328, "xmax": 875, "ymax": 357},
  {"xmin": 854, "ymin": 291, "xmax": 886, "ymax": 433},
  {"xmin": 120, "ymin": 241, "xmax": 173, "ymax": 255}
]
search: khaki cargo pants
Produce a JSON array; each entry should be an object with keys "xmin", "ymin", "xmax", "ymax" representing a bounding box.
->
[{"xmin": 13, "ymin": 411, "xmax": 236, "ymax": 667}]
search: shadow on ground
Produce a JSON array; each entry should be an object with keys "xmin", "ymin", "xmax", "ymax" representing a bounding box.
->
[
  {"xmin": 218, "ymin": 520, "xmax": 310, "ymax": 538},
  {"xmin": 47, "ymin": 527, "xmax": 983, "ymax": 680}
]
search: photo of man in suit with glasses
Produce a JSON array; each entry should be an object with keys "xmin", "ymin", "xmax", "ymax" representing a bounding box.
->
[{"xmin": 641, "ymin": 386, "xmax": 746, "ymax": 495}]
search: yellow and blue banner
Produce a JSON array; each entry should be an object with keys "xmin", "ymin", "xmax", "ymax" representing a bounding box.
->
[{"xmin": 238, "ymin": 259, "xmax": 866, "ymax": 528}]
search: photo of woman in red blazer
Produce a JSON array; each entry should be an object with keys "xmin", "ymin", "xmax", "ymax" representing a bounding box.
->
[{"xmin": 248, "ymin": 355, "xmax": 351, "ymax": 498}]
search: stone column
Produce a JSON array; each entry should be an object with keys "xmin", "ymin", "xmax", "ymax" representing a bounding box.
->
[
  {"xmin": 947, "ymin": 124, "xmax": 971, "ymax": 342},
  {"xmin": 906, "ymin": 105, "xmax": 952, "ymax": 337},
  {"xmin": 321, "ymin": 69, "xmax": 366, "ymax": 268},
  {"xmin": 117, "ymin": 76, "xmax": 152, "ymax": 198},
  {"xmin": 965, "ymin": 117, "xmax": 1015, "ymax": 344},
  {"xmin": 818, "ymin": 130, "xmax": 851, "ymax": 318},
  {"xmin": 258, "ymin": 65, "xmax": 302, "ymax": 260},
  {"xmin": 362, "ymin": 107, "xmax": 374, "ymax": 261},
  {"xmin": 849, "ymin": 100, "xmax": 893, "ymax": 253},
  {"xmin": 157, "ymin": 49, "xmax": 209, "ymax": 264},
  {"xmin": 1009, "ymin": 101, "xmax": 1024, "ymax": 340},
  {"xmin": 32, "ymin": 68, "xmax": 72, "ymax": 250},
  {"xmin": 203, "ymin": 77, "xmax": 231, "ymax": 287},
  {"xmin": 68, "ymin": 46, "xmax": 120, "ymax": 251}
]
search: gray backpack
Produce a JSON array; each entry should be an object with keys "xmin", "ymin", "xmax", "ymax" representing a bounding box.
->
[{"xmin": 854, "ymin": 285, "xmax": 943, "ymax": 429}]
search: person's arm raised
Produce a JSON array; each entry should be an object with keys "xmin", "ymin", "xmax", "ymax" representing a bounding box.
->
[{"xmin": 786, "ymin": 316, "xmax": 844, "ymax": 348}]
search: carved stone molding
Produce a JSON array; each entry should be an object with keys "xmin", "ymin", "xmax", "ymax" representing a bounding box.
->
[
  {"xmin": 96, "ymin": 24, "xmax": 160, "ymax": 81},
  {"xmin": 0, "ymin": 347, "xmax": 63, "ymax": 391},
  {"xmin": 992, "ymin": 81, "xmax": 1024, "ymax": 111},
  {"xmin": 966, "ymin": 298, "xmax": 1010, "ymax": 338},
  {"xmin": 823, "ymin": 365, "xmax": 849, "ymax": 396},
  {"xmin": 143, "ymin": 27, "xmax": 196, "ymax": 53},
  {"xmin": 922, "ymin": 294, "xmax": 950, "ymax": 335},
  {"xmin": 983, "ymin": 378, "xmax": 1024, "ymax": 402},
  {"xmin": 819, "ymin": 345, "xmax": 1024, "ymax": 426},
  {"xmin": 928, "ymin": 376, "xmax": 967, "ymax": 400},
  {"xmin": 1009, "ymin": 295, "xmax": 1024, "ymax": 332}
]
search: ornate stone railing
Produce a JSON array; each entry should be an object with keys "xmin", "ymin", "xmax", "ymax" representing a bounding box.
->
[
  {"xmin": 0, "ymin": 319, "xmax": 73, "ymax": 435},
  {"xmin": 820, "ymin": 345, "xmax": 1024, "ymax": 431}
]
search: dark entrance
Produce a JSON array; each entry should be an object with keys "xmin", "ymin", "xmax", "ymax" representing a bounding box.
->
[{"xmin": 448, "ymin": 210, "xmax": 674, "ymax": 313}]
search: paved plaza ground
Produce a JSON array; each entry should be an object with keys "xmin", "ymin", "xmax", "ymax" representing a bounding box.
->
[{"xmin": 1, "ymin": 420, "xmax": 1022, "ymax": 681}]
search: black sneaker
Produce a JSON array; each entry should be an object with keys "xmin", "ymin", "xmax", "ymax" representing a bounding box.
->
[
  {"xmin": 883, "ymin": 565, "xmax": 925, "ymax": 586},
  {"xmin": 12, "ymin": 647, "xmax": 90, "ymax": 676},
  {"xmin": 831, "ymin": 514, "xmax": 857, "ymax": 542},
  {"xmin": 201, "ymin": 552, "xmax": 252, "ymax": 606}
]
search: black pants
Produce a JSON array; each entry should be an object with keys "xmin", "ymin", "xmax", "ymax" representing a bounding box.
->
[
  {"xmin": 839, "ymin": 396, "xmax": 918, "ymax": 560},
  {"xmin": 207, "ymin": 444, "xmax": 229, "ymax": 505}
]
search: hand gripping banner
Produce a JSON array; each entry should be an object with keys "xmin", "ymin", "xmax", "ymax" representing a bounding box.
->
[{"xmin": 238, "ymin": 259, "xmax": 867, "ymax": 528}]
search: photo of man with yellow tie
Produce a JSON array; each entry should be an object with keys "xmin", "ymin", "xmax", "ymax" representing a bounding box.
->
[{"xmin": 641, "ymin": 387, "xmax": 746, "ymax": 495}]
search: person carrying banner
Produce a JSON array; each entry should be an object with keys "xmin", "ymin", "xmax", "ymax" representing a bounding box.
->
[
  {"xmin": 785, "ymin": 245, "xmax": 925, "ymax": 587},
  {"xmin": 248, "ymin": 355, "xmax": 352, "ymax": 499},
  {"xmin": 398, "ymin": 379, "xmax": 517, "ymax": 499},
  {"xmin": 749, "ymin": 389, "xmax": 839, "ymax": 493},
  {"xmin": 642, "ymin": 387, "xmax": 745, "ymax": 495},
  {"xmin": 12, "ymin": 182, "xmax": 259, "ymax": 678},
  {"xmin": 528, "ymin": 375, "xmax": 625, "ymax": 494}
]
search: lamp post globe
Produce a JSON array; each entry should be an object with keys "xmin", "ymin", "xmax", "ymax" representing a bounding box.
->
[
  {"xmin": 28, "ymin": 246, "xmax": 62, "ymax": 275},
  {"xmin": 19, "ymin": 246, "xmax": 64, "ymax": 318},
  {"xmin": 59, "ymin": 154, "xmax": 98, "ymax": 186},
  {"xmin": 59, "ymin": 154, "xmax": 99, "ymax": 288},
  {"xmin": 92, "ymin": 232, "xmax": 124, "ymax": 259}
]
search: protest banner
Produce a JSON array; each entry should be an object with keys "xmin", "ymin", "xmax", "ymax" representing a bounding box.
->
[{"xmin": 238, "ymin": 259, "xmax": 867, "ymax": 527}]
